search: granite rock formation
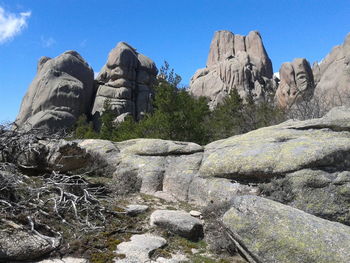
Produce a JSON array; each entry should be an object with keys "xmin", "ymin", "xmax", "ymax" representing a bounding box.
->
[
  {"xmin": 275, "ymin": 58, "xmax": 315, "ymax": 108},
  {"xmin": 4, "ymin": 106, "xmax": 350, "ymax": 262},
  {"xmin": 313, "ymin": 33, "xmax": 350, "ymax": 109},
  {"xmin": 15, "ymin": 51, "xmax": 94, "ymax": 131},
  {"xmin": 77, "ymin": 106, "xmax": 350, "ymax": 225},
  {"xmin": 190, "ymin": 30, "xmax": 276, "ymax": 109},
  {"xmin": 92, "ymin": 42, "xmax": 158, "ymax": 126}
]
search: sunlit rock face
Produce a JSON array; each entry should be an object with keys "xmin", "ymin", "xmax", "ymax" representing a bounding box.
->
[
  {"xmin": 15, "ymin": 51, "xmax": 94, "ymax": 131},
  {"xmin": 275, "ymin": 58, "xmax": 315, "ymax": 109},
  {"xmin": 312, "ymin": 33, "xmax": 350, "ymax": 109},
  {"xmin": 190, "ymin": 30, "xmax": 276, "ymax": 109},
  {"xmin": 92, "ymin": 42, "xmax": 157, "ymax": 126}
]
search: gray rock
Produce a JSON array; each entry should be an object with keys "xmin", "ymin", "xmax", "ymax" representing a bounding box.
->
[
  {"xmin": 0, "ymin": 228, "xmax": 60, "ymax": 261},
  {"xmin": 115, "ymin": 234, "xmax": 166, "ymax": 263},
  {"xmin": 223, "ymin": 195, "xmax": 350, "ymax": 263},
  {"xmin": 260, "ymin": 169, "xmax": 350, "ymax": 225},
  {"xmin": 275, "ymin": 58, "xmax": 315, "ymax": 109},
  {"xmin": 312, "ymin": 33, "xmax": 350, "ymax": 111},
  {"xmin": 188, "ymin": 176, "xmax": 258, "ymax": 206},
  {"xmin": 125, "ymin": 204, "xmax": 149, "ymax": 216},
  {"xmin": 92, "ymin": 42, "xmax": 157, "ymax": 127},
  {"xmin": 77, "ymin": 139, "xmax": 120, "ymax": 170},
  {"xmin": 15, "ymin": 51, "xmax": 94, "ymax": 131},
  {"xmin": 111, "ymin": 139, "xmax": 203, "ymax": 198},
  {"xmin": 150, "ymin": 210, "xmax": 203, "ymax": 241},
  {"xmin": 200, "ymin": 107, "xmax": 350, "ymax": 180},
  {"xmin": 38, "ymin": 258, "xmax": 88, "ymax": 263},
  {"xmin": 44, "ymin": 139, "xmax": 91, "ymax": 172},
  {"xmin": 190, "ymin": 30, "xmax": 275, "ymax": 109},
  {"xmin": 155, "ymin": 253, "xmax": 188, "ymax": 263}
]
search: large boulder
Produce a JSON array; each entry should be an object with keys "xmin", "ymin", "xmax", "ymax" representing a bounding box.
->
[
  {"xmin": 200, "ymin": 106, "xmax": 350, "ymax": 181},
  {"xmin": 92, "ymin": 42, "xmax": 157, "ymax": 126},
  {"xmin": 312, "ymin": 33, "xmax": 350, "ymax": 110},
  {"xmin": 275, "ymin": 58, "xmax": 315, "ymax": 109},
  {"xmin": 190, "ymin": 30, "xmax": 276, "ymax": 109},
  {"xmin": 223, "ymin": 195, "xmax": 350, "ymax": 263},
  {"xmin": 15, "ymin": 51, "xmax": 94, "ymax": 131}
]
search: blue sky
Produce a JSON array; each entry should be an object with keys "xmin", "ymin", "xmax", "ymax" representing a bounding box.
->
[{"xmin": 0, "ymin": 0, "xmax": 350, "ymax": 122}]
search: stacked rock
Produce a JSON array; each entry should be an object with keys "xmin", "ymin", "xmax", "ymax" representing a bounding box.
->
[
  {"xmin": 190, "ymin": 30, "xmax": 276, "ymax": 109},
  {"xmin": 275, "ymin": 58, "xmax": 315, "ymax": 109},
  {"xmin": 92, "ymin": 42, "xmax": 158, "ymax": 126}
]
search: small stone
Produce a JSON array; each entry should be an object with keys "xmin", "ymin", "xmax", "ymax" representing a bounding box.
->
[
  {"xmin": 189, "ymin": 210, "xmax": 202, "ymax": 217},
  {"xmin": 150, "ymin": 210, "xmax": 204, "ymax": 241},
  {"xmin": 125, "ymin": 204, "xmax": 149, "ymax": 216}
]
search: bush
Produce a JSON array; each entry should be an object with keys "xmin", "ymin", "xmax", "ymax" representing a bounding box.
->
[
  {"xmin": 206, "ymin": 90, "xmax": 286, "ymax": 142},
  {"xmin": 74, "ymin": 114, "xmax": 98, "ymax": 139}
]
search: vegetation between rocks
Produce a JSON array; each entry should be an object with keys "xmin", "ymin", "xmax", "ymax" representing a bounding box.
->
[{"xmin": 74, "ymin": 62, "xmax": 286, "ymax": 145}]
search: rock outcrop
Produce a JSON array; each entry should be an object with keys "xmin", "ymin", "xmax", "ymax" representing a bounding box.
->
[
  {"xmin": 275, "ymin": 58, "xmax": 315, "ymax": 108},
  {"xmin": 92, "ymin": 42, "xmax": 158, "ymax": 126},
  {"xmin": 223, "ymin": 195, "xmax": 350, "ymax": 263},
  {"xmin": 190, "ymin": 30, "xmax": 276, "ymax": 108},
  {"xmin": 5, "ymin": 103, "xmax": 350, "ymax": 262},
  {"xmin": 312, "ymin": 33, "xmax": 350, "ymax": 109},
  {"xmin": 78, "ymin": 138, "xmax": 257, "ymax": 206},
  {"xmin": 78, "ymin": 106, "xmax": 350, "ymax": 225},
  {"xmin": 15, "ymin": 51, "xmax": 94, "ymax": 131}
]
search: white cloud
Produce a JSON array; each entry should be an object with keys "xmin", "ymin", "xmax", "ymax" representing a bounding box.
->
[
  {"xmin": 41, "ymin": 36, "xmax": 56, "ymax": 47},
  {"xmin": 94, "ymin": 72, "xmax": 99, "ymax": 78},
  {"xmin": 0, "ymin": 6, "xmax": 31, "ymax": 44}
]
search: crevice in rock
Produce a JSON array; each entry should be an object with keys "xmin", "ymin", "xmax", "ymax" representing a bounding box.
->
[{"xmin": 289, "ymin": 124, "xmax": 350, "ymax": 133}]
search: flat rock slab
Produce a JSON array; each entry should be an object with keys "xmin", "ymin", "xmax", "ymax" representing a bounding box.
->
[
  {"xmin": 125, "ymin": 204, "xmax": 149, "ymax": 216},
  {"xmin": 223, "ymin": 195, "xmax": 350, "ymax": 263},
  {"xmin": 115, "ymin": 234, "xmax": 166, "ymax": 263},
  {"xmin": 200, "ymin": 111, "xmax": 350, "ymax": 180},
  {"xmin": 150, "ymin": 210, "xmax": 203, "ymax": 241},
  {"xmin": 38, "ymin": 258, "xmax": 88, "ymax": 263}
]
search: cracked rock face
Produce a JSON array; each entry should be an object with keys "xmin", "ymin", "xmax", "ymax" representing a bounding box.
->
[
  {"xmin": 275, "ymin": 58, "xmax": 315, "ymax": 109},
  {"xmin": 312, "ymin": 33, "xmax": 350, "ymax": 110},
  {"xmin": 15, "ymin": 51, "xmax": 94, "ymax": 131},
  {"xmin": 92, "ymin": 42, "xmax": 158, "ymax": 126},
  {"xmin": 190, "ymin": 30, "xmax": 276, "ymax": 109}
]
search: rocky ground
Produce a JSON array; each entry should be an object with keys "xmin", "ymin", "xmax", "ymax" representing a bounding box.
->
[{"xmin": 2, "ymin": 106, "xmax": 350, "ymax": 262}]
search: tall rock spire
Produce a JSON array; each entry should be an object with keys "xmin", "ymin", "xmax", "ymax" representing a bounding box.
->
[{"xmin": 190, "ymin": 30, "xmax": 275, "ymax": 109}]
